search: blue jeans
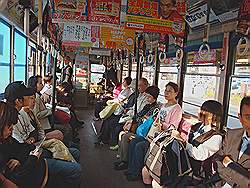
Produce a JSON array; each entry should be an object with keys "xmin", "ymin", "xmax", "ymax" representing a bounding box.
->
[
  {"xmin": 128, "ymin": 136, "xmax": 149, "ymax": 176},
  {"xmin": 46, "ymin": 148, "xmax": 81, "ymax": 187},
  {"xmin": 69, "ymin": 147, "xmax": 80, "ymax": 162}
]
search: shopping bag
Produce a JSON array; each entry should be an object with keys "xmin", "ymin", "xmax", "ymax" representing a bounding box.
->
[
  {"xmin": 42, "ymin": 138, "xmax": 76, "ymax": 162},
  {"xmin": 99, "ymin": 101, "xmax": 120, "ymax": 119},
  {"xmin": 136, "ymin": 108, "xmax": 159, "ymax": 138},
  {"xmin": 146, "ymin": 113, "xmax": 161, "ymax": 141}
]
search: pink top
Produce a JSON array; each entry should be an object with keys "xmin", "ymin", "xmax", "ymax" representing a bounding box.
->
[
  {"xmin": 160, "ymin": 103, "xmax": 183, "ymax": 130},
  {"xmin": 113, "ymin": 84, "xmax": 122, "ymax": 98}
]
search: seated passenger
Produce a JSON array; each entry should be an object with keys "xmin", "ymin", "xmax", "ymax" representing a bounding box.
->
[
  {"xmin": 95, "ymin": 78, "xmax": 149, "ymax": 146},
  {"xmin": 28, "ymin": 76, "xmax": 64, "ymax": 140},
  {"xmin": 117, "ymin": 82, "xmax": 182, "ymax": 180},
  {"xmin": 212, "ymin": 96, "xmax": 250, "ymax": 188},
  {"xmin": 0, "ymin": 101, "xmax": 82, "ymax": 188},
  {"xmin": 94, "ymin": 77, "xmax": 132, "ymax": 120},
  {"xmin": 40, "ymin": 74, "xmax": 53, "ymax": 104},
  {"xmin": 14, "ymin": 94, "xmax": 79, "ymax": 162},
  {"xmin": 4, "ymin": 81, "xmax": 63, "ymax": 141},
  {"xmin": 114, "ymin": 85, "xmax": 161, "ymax": 171},
  {"xmin": 0, "ymin": 173, "xmax": 18, "ymax": 188},
  {"xmin": 142, "ymin": 100, "xmax": 223, "ymax": 187}
]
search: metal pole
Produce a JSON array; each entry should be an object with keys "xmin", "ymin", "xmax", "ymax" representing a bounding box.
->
[
  {"xmin": 221, "ymin": 32, "xmax": 236, "ymax": 131},
  {"xmin": 178, "ymin": 25, "xmax": 189, "ymax": 106},
  {"xmin": 51, "ymin": 53, "xmax": 58, "ymax": 129},
  {"xmin": 133, "ymin": 33, "xmax": 142, "ymax": 121},
  {"xmin": 154, "ymin": 43, "xmax": 160, "ymax": 85}
]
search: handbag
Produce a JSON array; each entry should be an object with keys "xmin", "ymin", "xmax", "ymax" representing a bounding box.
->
[
  {"xmin": 136, "ymin": 108, "xmax": 159, "ymax": 138},
  {"xmin": 146, "ymin": 113, "xmax": 161, "ymax": 141},
  {"xmin": 145, "ymin": 131, "xmax": 192, "ymax": 185},
  {"xmin": 54, "ymin": 109, "xmax": 71, "ymax": 124},
  {"xmin": 99, "ymin": 100, "xmax": 120, "ymax": 120},
  {"xmin": 42, "ymin": 138, "xmax": 76, "ymax": 162}
]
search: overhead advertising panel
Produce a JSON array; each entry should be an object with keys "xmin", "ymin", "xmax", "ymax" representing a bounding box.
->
[
  {"xmin": 88, "ymin": 0, "xmax": 121, "ymax": 24},
  {"xmin": 52, "ymin": 0, "xmax": 88, "ymax": 23},
  {"xmin": 62, "ymin": 23, "xmax": 100, "ymax": 48},
  {"xmin": 185, "ymin": 4, "xmax": 219, "ymax": 28},
  {"xmin": 125, "ymin": 0, "xmax": 186, "ymax": 36},
  {"xmin": 100, "ymin": 26, "xmax": 135, "ymax": 52}
]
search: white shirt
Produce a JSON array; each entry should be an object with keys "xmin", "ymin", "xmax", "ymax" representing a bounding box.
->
[
  {"xmin": 186, "ymin": 125, "xmax": 222, "ymax": 161},
  {"xmin": 113, "ymin": 88, "xmax": 133, "ymax": 115},
  {"xmin": 12, "ymin": 109, "xmax": 35, "ymax": 143},
  {"xmin": 41, "ymin": 84, "xmax": 53, "ymax": 104},
  {"xmin": 239, "ymin": 131, "xmax": 250, "ymax": 159}
]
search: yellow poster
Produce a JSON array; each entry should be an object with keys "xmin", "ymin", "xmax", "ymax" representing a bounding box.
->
[{"xmin": 100, "ymin": 26, "xmax": 135, "ymax": 52}]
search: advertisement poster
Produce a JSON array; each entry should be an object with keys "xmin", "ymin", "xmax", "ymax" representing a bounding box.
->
[
  {"xmin": 237, "ymin": 0, "xmax": 250, "ymax": 35},
  {"xmin": 193, "ymin": 49, "xmax": 217, "ymax": 64},
  {"xmin": 75, "ymin": 54, "xmax": 89, "ymax": 89},
  {"xmin": 125, "ymin": 0, "xmax": 185, "ymax": 36},
  {"xmin": 62, "ymin": 23, "xmax": 100, "ymax": 48},
  {"xmin": 100, "ymin": 26, "xmax": 135, "ymax": 51},
  {"xmin": 185, "ymin": 4, "xmax": 219, "ymax": 28},
  {"xmin": 52, "ymin": 0, "xmax": 88, "ymax": 23},
  {"xmin": 88, "ymin": 0, "xmax": 121, "ymax": 24}
]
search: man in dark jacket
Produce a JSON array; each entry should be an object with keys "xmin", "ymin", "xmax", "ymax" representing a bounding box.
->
[{"xmin": 212, "ymin": 96, "xmax": 250, "ymax": 188}]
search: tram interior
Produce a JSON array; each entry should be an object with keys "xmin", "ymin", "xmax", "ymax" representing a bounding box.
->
[{"xmin": 0, "ymin": 0, "xmax": 249, "ymax": 188}]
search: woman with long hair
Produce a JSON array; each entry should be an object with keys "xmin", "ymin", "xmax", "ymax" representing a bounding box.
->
[{"xmin": 0, "ymin": 101, "xmax": 47, "ymax": 188}]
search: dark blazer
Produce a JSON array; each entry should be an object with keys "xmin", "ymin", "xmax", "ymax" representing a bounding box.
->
[{"xmin": 213, "ymin": 128, "xmax": 250, "ymax": 188}]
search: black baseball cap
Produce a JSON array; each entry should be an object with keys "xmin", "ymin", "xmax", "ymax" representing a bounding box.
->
[{"xmin": 4, "ymin": 81, "xmax": 35, "ymax": 102}]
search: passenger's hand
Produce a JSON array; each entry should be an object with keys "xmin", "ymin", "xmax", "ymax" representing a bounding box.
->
[
  {"xmin": 22, "ymin": 107, "xmax": 30, "ymax": 113},
  {"xmin": 25, "ymin": 137, "xmax": 36, "ymax": 144},
  {"xmin": 30, "ymin": 148, "xmax": 42, "ymax": 158},
  {"xmin": 223, "ymin": 156, "xmax": 233, "ymax": 167},
  {"xmin": 124, "ymin": 109, "xmax": 128, "ymax": 113},
  {"xmin": 7, "ymin": 159, "xmax": 20, "ymax": 172},
  {"xmin": 171, "ymin": 130, "xmax": 185, "ymax": 142},
  {"xmin": 129, "ymin": 135, "xmax": 136, "ymax": 140}
]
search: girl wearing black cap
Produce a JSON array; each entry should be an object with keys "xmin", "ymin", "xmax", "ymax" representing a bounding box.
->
[{"xmin": 143, "ymin": 100, "xmax": 224, "ymax": 187}]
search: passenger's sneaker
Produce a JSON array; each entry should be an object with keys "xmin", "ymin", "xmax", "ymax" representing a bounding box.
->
[
  {"xmin": 93, "ymin": 117, "xmax": 101, "ymax": 121},
  {"xmin": 94, "ymin": 140, "xmax": 104, "ymax": 147},
  {"xmin": 114, "ymin": 162, "xmax": 128, "ymax": 170},
  {"xmin": 109, "ymin": 145, "xmax": 119, "ymax": 150},
  {"xmin": 126, "ymin": 174, "xmax": 140, "ymax": 181},
  {"xmin": 113, "ymin": 160, "xmax": 121, "ymax": 166},
  {"xmin": 116, "ymin": 154, "xmax": 120, "ymax": 158}
]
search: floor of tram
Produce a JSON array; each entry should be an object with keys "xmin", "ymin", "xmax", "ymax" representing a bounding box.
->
[{"xmin": 75, "ymin": 107, "xmax": 144, "ymax": 188}]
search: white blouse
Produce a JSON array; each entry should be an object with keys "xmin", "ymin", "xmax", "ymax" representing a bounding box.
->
[{"xmin": 186, "ymin": 125, "xmax": 222, "ymax": 161}]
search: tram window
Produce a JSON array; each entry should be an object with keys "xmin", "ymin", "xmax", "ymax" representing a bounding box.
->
[
  {"xmin": 0, "ymin": 20, "xmax": 11, "ymax": 93},
  {"xmin": 122, "ymin": 64, "xmax": 129, "ymax": 80},
  {"xmin": 142, "ymin": 65, "xmax": 155, "ymax": 85},
  {"xmin": 227, "ymin": 76, "xmax": 250, "ymax": 127},
  {"xmin": 182, "ymin": 102, "xmax": 200, "ymax": 116},
  {"xmin": 90, "ymin": 64, "xmax": 105, "ymax": 73},
  {"xmin": 158, "ymin": 73, "xmax": 178, "ymax": 95},
  {"xmin": 186, "ymin": 66, "xmax": 218, "ymax": 74},
  {"xmin": 183, "ymin": 75, "xmax": 220, "ymax": 107},
  {"xmin": 142, "ymin": 71, "xmax": 154, "ymax": 85},
  {"xmin": 158, "ymin": 64, "xmax": 179, "ymax": 96},
  {"xmin": 131, "ymin": 71, "xmax": 136, "ymax": 79},
  {"xmin": 90, "ymin": 73, "xmax": 103, "ymax": 84},
  {"xmin": 14, "ymin": 30, "xmax": 27, "ymax": 81}
]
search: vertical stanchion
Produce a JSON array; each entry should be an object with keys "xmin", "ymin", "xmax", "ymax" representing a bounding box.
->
[
  {"xmin": 133, "ymin": 33, "xmax": 142, "ymax": 121},
  {"xmin": 51, "ymin": 52, "xmax": 57, "ymax": 130}
]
